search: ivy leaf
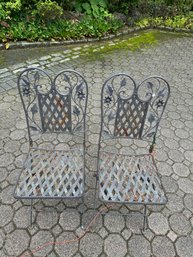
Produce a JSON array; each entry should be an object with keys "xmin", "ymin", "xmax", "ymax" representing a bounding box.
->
[
  {"xmin": 73, "ymin": 106, "xmax": 80, "ymax": 116},
  {"xmin": 63, "ymin": 74, "xmax": 70, "ymax": 82},
  {"xmin": 76, "ymin": 81, "xmax": 84, "ymax": 93},
  {"xmin": 31, "ymin": 103, "xmax": 38, "ymax": 114},
  {"xmin": 34, "ymin": 71, "xmax": 40, "ymax": 81},
  {"xmin": 147, "ymin": 81, "xmax": 153, "ymax": 90},
  {"xmin": 21, "ymin": 77, "xmax": 30, "ymax": 87},
  {"xmin": 148, "ymin": 113, "xmax": 155, "ymax": 124},
  {"xmin": 30, "ymin": 126, "xmax": 38, "ymax": 131},
  {"xmin": 103, "ymin": 130, "xmax": 110, "ymax": 135},
  {"xmin": 106, "ymin": 85, "xmax": 113, "ymax": 96},
  {"xmin": 158, "ymin": 88, "xmax": 166, "ymax": 98},
  {"xmin": 74, "ymin": 125, "xmax": 82, "ymax": 132},
  {"xmin": 146, "ymin": 132, "xmax": 155, "ymax": 138},
  {"xmin": 108, "ymin": 110, "xmax": 115, "ymax": 122},
  {"xmin": 121, "ymin": 78, "xmax": 126, "ymax": 87}
]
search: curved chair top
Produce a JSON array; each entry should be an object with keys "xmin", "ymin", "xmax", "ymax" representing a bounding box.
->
[
  {"xmin": 18, "ymin": 67, "xmax": 88, "ymax": 144},
  {"xmin": 100, "ymin": 73, "xmax": 170, "ymax": 141}
]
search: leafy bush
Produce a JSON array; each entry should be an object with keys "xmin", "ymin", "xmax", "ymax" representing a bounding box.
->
[
  {"xmin": 0, "ymin": 3, "xmax": 10, "ymax": 20},
  {"xmin": 74, "ymin": 0, "xmax": 109, "ymax": 18},
  {"xmin": 0, "ymin": 13, "xmax": 123, "ymax": 42},
  {"xmin": 34, "ymin": 0, "xmax": 63, "ymax": 21}
]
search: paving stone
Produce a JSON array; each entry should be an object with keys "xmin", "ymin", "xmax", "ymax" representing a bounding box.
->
[
  {"xmin": 30, "ymin": 230, "xmax": 54, "ymax": 257},
  {"xmin": 126, "ymin": 213, "xmax": 144, "ymax": 234},
  {"xmin": 0, "ymin": 205, "xmax": 13, "ymax": 227},
  {"xmin": 0, "ymin": 167, "xmax": 8, "ymax": 182},
  {"xmin": 0, "ymin": 230, "xmax": 5, "ymax": 248},
  {"xmin": 59, "ymin": 209, "xmax": 80, "ymax": 230},
  {"xmin": 152, "ymin": 236, "xmax": 175, "ymax": 257},
  {"xmin": 184, "ymin": 150, "xmax": 193, "ymax": 162},
  {"xmin": 176, "ymin": 236, "xmax": 193, "ymax": 257},
  {"xmin": 183, "ymin": 209, "xmax": 192, "ymax": 219},
  {"xmin": 4, "ymin": 140, "xmax": 21, "ymax": 153},
  {"xmin": 98, "ymin": 227, "xmax": 109, "ymax": 239},
  {"xmin": 10, "ymin": 130, "xmax": 25, "ymax": 140},
  {"xmin": 5, "ymin": 229, "xmax": 30, "ymax": 256},
  {"xmin": 161, "ymin": 176, "xmax": 178, "ymax": 193},
  {"xmin": 167, "ymin": 230, "xmax": 178, "ymax": 242},
  {"xmin": 0, "ymin": 153, "xmax": 14, "ymax": 167},
  {"xmin": 178, "ymin": 178, "xmax": 193, "ymax": 194},
  {"xmin": 13, "ymin": 206, "xmax": 35, "ymax": 228},
  {"xmin": 80, "ymin": 233, "xmax": 103, "ymax": 257},
  {"xmin": 104, "ymin": 234, "xmax": 127, "ymax": 257},
  {"xmin": 0, "ymin": 185, "xmax": 15, "ymax": 204},
  {"xmin": 128, "ymin": 235, "xmax": 151, "ymax": 257},
  {"xmin": 104, "ymin": 212, "xmax": 125, "ymax": 232},
  {"xmin": 4, "ymin": 221, "xmax": 15, "ymax": 234},
  {"xmin": 175, "ymin": 129, "xmax": 189, "ymax": 139},
  {"xmin": 158, "ymin": 162, "xmax": 172, "ymax": 176},
  {"xmin": 55, "ymin": 232, "xmax": 78, "ymax": 257},
  {"xmin": 168, "ymin": 149, "xmax": 184, "ymax": 163},
  {"xmin": 121, "ymin": 228, "xmax": 132, "ymax": 240},
  {"xmin": 184, "ymin": 194, "xmax": 193, "ymax": 212},
  {"xmin": 173, "ymin": 163, "xmax": 190, "ymax": 177},
  {"xmin": 148, "ymin": 213, "xmax": 169, "ymax": 235},
  {"xmin": 36, "ymin": 209, "xmax": 59, "ymax": 229},
  {"xmin": 169, "ymin": 213, "xmax": 191, "ymax": 235},
  {"xmin": 82, "ymin": 209, "xmax": 103, "ymax": 232}
]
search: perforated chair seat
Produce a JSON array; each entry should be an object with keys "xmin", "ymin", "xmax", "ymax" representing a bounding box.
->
[
  {"xmin": 15, "ymin": 148, "xmax": 84, "ymax": 199},
  {"xmin": 99, "ymin": 151, "xmax": 167, "ymax": 205}
]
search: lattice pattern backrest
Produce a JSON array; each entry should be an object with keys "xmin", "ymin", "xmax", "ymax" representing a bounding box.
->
[
  {"xmin": 114, "ymin": 97, "xmax": 148, "ymax": 137},
  {"xmin": 18, "ymin": 68, "xmax": 88, "ymax": 142},
  {"xmin": 101, "ymin": 74, "xmax": 170, "ymax": 141},
  {"xmin": 38, "ymin": 91, "xmax": 72, "ymax": 132}
]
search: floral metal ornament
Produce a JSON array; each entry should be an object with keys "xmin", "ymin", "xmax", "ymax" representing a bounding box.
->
[
  {"xmin": 156, "ymin": 99, "xmax": 164, "ymax": 108},
  {"xmin": 17, "ymin": 68, "xmax": 88, "ymax": 144},
  {"xmin": 77, "ymin": 90, "xmax": 85, "ymax": 100},
  {"xmin": 104, "ymin": 96, "xmax": 112, "ymax": 106},
  {"xmin": 101, "ymin": 74, "xmax": 170, "ymax": 140}
]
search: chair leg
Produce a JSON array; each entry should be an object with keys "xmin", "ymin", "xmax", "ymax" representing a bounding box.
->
[
  {"xmin": 80, "ymin": 196, "xmax": 85, "ymax": 229},
  {"xmin": 142, "ymin": 205, "xmax": 147, "ymax": 231},
  {"xmin": 93, "ymin": 177, "xmax": 98, "ymax": 211},
  {"xmin": 30, "ymin": 199, "xmax": 33, "ymax": 227}
]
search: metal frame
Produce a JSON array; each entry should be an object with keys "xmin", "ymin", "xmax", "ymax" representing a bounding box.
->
[
  {"xmin": 95, "ymin": 73, "xmax": 170, "ymax": 231},
  {"xmin": 14, "ymin": 67, "xmax": 88, "ymax": 225}
]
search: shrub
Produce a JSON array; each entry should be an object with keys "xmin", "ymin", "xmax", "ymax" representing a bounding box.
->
[
  {"xmin": 0, "ymin": 3, "xmax": 10, "ymax": 20},
  {"xmin": 35, "ymin": 0, "xmax": 63, "ymax": 21},
  {"xmin": 74, "ymin": 0, "xmax": 109, "ymax": 18}
]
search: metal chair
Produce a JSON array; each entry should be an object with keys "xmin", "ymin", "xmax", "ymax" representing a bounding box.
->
[
  {"xmin": 95, "ymin": 73, "xmax": 170, "ymax": 231},
  {"xmin": 14, "ymin": 67, "xmax": 88, "ymax": 225}
]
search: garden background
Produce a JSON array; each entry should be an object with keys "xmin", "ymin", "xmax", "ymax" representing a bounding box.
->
[{"xmin": 0, "ymin": 0, "xmax": 193, "ymax": 43}]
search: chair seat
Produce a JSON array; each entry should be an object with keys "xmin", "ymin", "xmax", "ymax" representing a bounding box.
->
[
  {"xmin": 14, "ymin": 147, "xmax": 84, "ymax": 199},
  {"xmin": 99, "ymin": 151, "xmax": 167, "ymax": 204}
]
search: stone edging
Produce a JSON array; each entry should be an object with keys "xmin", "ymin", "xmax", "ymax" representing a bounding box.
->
[{"xmin": 1, "ymin": 25, "xmax": 193, "ymax": 50}]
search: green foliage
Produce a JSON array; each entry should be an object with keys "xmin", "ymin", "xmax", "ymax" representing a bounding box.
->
[
  {"xmin": 0, "ymin": 13, "xmax": 123, "ymax": 42},
  {"xmin": 0, "ymin": 0, "xmax": 193, "ymax": 44},
  {"xmin": 0, "ymin": 3, "xmax": 10, "ymax": 19},
  {"xmin": 35, "ymin": 0, "xmax": 63, "ymax": 21},
  {"xmin": 74, "ymin": 0, "xmax": 109, "ymax": 18},
  {"xmin": 135, "ymin": 13, "xmax": 193, "ymax": 29},
  {"xmin": 5, "ymin": 0, "xmax": 22, "ymax": 12}
]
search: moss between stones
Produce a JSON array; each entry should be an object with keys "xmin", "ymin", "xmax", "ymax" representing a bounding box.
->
[{"xmin": 65, "ymin": 29, "xmax": 192, "ymax": 62}]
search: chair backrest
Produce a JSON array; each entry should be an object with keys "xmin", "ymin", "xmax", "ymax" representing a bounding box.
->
[
  {"xmin": 18, "ymin": 68, "xmax": 88, "ymax": 145},
  {"xmin": 100, "ymin": 73, "xmax": 170, "ymax": 142}
]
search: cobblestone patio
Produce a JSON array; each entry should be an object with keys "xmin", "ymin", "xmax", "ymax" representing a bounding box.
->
[{"xmin": 0, "ymin": 30, "xmax": 193, "ymax": 257}]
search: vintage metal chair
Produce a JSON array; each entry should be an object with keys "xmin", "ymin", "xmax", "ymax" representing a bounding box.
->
[
  {"xmin": 95, "ymin": 73, "xmax": 170, "ymax": 231},
  {"xmin": 14, "ymin": 67, "xmax": 88, "ymax": 225}
]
